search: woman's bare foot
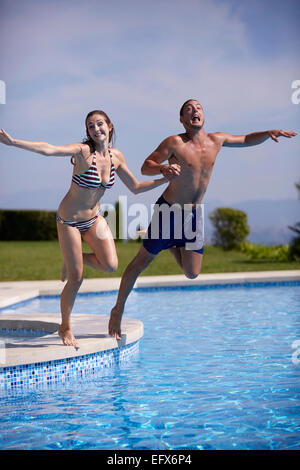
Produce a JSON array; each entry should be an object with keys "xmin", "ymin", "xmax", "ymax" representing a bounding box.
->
[
  {"xmin": 60, "ymin": 262, "xmax": 67, "ymax": 282},
  {"xmin": 58, "ymin": 326, "xmax": 79, "ymax": 348},
  {"xmin": 108, "ymin": 306, "xmax": 123, "ymax": 340}
]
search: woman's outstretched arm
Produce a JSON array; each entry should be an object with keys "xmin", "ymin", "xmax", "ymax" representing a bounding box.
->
[
  {"xmin": 0, "ymin": 128, "xmax": 83, "ymax": 157},
  {"xmin": 114, "ymin": 148, "xmax": 170, "ymax": 194}
]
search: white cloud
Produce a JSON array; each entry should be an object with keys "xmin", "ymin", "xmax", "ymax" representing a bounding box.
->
[{"xmin": 0, "ymin": 0, "xmax": 299, "ymax": 207}]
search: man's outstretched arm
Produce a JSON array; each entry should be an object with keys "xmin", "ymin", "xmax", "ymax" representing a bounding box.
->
[
  {"xmin": 141, "ymin": 136, "xmax": 181, "ymax": 179},
  {"xmin": 216, "ymin": 129, "xmax": 297, "ymax": 148}
]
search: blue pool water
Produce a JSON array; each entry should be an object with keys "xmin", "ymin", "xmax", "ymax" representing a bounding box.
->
[
  {"xmin": 0, "ymin": 329, "xmax": 50, "ymax": 342},
  {"xmin": 0, "ymin": 283, "xmax": 300, "ymax": 450}
]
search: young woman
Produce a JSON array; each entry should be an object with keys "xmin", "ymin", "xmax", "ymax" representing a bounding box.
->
[{"xmin": 0, "ymin": 110, "xmax": 167, "ymax": 347}]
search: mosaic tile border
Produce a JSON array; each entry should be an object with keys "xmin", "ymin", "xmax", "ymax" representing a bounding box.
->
[
  {"xmin": 0, "ymin": 340, "xmax": 140, "ymax": 390},
  {"xmin": 135, "ymin": 280, "xmax": 300, "ymax": 293}
]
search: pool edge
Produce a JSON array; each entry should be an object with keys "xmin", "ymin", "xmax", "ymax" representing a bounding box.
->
[{"xmin": 1, "ymin": 270, "xmax": 299, "ymax": 309}]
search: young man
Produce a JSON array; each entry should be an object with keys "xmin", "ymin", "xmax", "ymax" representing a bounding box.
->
[{"xmin": 109, "ymin": 99, "xmax": 296, "ymax": 339}]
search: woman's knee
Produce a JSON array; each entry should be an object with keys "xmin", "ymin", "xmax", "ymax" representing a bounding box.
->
[
  {"xmin": 103, "ymin": 259, "xmax": 118, "ymax": 273},
  {"xmin": 67, "ymin": 272, "xmax": 84, "ymax": 286},
  {"xmin": 98, "ymin": 253, "xmax": 118, "ymax": 273}
]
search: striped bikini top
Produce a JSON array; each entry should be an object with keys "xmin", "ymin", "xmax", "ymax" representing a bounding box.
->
[{"xmin": 72, "ymin": 149, "xmax": 115, "ymax": 189}]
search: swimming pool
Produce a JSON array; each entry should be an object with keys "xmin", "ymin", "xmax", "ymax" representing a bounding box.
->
[{"xmin": 0, "ymin": 282, "xmax": 299, "ymax": 450}]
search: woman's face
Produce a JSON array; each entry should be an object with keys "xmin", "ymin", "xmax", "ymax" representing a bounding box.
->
[{"xmin": 86, "ymin": 113, "xmax": 112, "ymax": 144}]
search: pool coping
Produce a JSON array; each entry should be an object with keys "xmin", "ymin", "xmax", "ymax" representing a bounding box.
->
[{"xmin": 0, "ymin": 270, "xmax": 299, "ymax": 309}]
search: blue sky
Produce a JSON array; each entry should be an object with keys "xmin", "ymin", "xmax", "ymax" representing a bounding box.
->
[{"xmin": 0, "ymin": 0, "xmax": 299, "ymax": 212}]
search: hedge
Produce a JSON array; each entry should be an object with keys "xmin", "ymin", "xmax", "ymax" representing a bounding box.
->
[
  {"xmin": 0, "ymin": 210, "xmax": 58, "ymax": 240},
  {"xmin": 240, "ymin": 242, "xmax": 291, "ymax": 262}
]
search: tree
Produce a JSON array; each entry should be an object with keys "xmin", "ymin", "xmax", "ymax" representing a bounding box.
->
[
  {"xmin": 114, "ymin": 201, "xmax": 124, "ymax": 241},
  {"xmin": 209, "ymin": 207, "xmax": 250, "ymax": 250},
  {"xmin": 288, "ymin": 180, "xmax": 300, "ymax": 261}
]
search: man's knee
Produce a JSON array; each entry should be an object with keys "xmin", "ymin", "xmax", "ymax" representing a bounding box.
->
[
  {"xmin": 183, "ymin": 264, "xmax": 202, "ymax": 279},
  {"xmin": 184, "ymin": 270, "xmax": 200, "ymax": 280},
  {"xmin": 182, "ymin": 251, "xmax": 202, "ymax": 279}
]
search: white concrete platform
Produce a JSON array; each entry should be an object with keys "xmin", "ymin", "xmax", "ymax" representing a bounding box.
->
[{"xmin": 0, "ymin": 314, "xmax": 143, "ymax": 367}]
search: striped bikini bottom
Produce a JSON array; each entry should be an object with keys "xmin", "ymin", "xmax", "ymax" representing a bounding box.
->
[{"xmin": 56, "ymin": 210, "xmax": 100, "ymax": 233}]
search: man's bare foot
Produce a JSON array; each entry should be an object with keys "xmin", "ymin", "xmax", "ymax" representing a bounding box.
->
[
  {"xmin": 108, "ymin": 306, "xmax": 123, "ymax": 340},
  {"xmin": 58, "ymin": 326, "xmax": 79, "ymax": 348},
  {"xmin": 60, "ymin": 262, "xmax": 67, "ymax": 282}
]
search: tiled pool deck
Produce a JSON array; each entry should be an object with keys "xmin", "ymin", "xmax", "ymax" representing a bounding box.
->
[{"xmin": 0, "ymin": 270, "xmax": 299, "ymax": 389}]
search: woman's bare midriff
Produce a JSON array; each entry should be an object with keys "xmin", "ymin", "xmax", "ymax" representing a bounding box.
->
[{"xmin": 57, "ymin": 183, "xmax": 105, "ymax": 221}]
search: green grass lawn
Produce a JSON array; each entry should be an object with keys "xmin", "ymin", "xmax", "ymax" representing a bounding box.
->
[{"xmin": 0, "ymin": 240, "xmax": 299, "ymax": 281}]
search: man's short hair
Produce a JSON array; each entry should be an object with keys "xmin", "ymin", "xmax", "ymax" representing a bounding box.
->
[{"xmin": 179, "ymin": 99, "xmax": 199, "ymax": 116}]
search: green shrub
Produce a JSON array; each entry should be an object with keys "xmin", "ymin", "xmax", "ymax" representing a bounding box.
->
[
  {"xmin": 240, "ymin": 242, "xmax": 291, "ymax": 262},
  {"xmin": 208, "ymin": 207, "xmax": 250, "ymax": 250},
  {"xmin": 0, "ymin": 210, "xmax": 57, "ymax": 240}
]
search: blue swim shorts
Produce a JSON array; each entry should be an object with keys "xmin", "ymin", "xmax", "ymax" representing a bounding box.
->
[{"xmin": 142, "ymin": 195, "xmax": 204, "ymax": 255}]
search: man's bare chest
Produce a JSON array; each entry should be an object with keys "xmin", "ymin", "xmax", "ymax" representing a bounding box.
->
[{"xmin": 169, "ymin": 147, "xmax": 217, "ymax": 173}]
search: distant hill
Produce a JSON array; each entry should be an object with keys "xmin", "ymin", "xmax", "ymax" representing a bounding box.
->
[{"xmin": 204, "ymin": 199, "xmax": 299, "ymax": 245}]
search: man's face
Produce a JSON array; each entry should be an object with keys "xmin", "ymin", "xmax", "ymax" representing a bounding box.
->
[{"xmin": 180, "ymin": 101, "xmax": 205, "ymax": 130}]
